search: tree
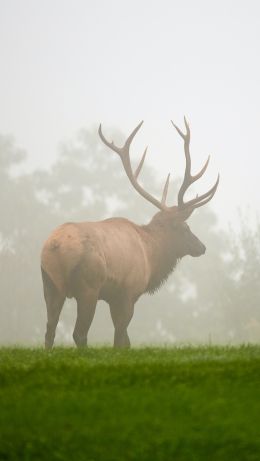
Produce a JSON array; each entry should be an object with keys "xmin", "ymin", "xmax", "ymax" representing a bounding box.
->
[
  {"xmin": 0, "ymin": 129, "xmax": 259, "ymax": 345},
  {"xmin": 224, "ymin": 218, "xmax": 260, "ymax": 342}
]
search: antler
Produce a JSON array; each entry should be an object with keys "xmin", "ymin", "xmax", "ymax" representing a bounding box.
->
[
  {"xmin": 98, "ymin": 122, "xmax": 170, "ymax": 211},
  {"xmin": 171, "ymin": 117, "xmax": 219, "ymax": 210},
  {"xmin": 98, "ymin": 119, "xmax": 219, "ymax": 213}
]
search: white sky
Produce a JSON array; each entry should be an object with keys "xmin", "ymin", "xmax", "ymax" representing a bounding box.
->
[{"xmin": 0, "ymin": 0, "xmax": 260, "ymax": 227}]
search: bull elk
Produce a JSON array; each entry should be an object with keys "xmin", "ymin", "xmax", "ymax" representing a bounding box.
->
[{"xmin": 41, "ymin": 118, "xmax": 219, "ymax": 349}]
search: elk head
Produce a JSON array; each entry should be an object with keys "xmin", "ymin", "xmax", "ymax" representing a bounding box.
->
[{"xmin": 98, "ymin": 118, "xmax": 219, "ymax": 260}]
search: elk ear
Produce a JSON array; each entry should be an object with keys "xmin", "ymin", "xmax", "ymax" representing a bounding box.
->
[{"xmin": 176, "ymin": 207, "xmax": 194, "ymax": 222}]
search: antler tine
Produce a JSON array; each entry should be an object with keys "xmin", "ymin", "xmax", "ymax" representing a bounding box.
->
[
  {"xmin": 192, "ymin": 156, "xmax": 210, "ymax": 182},
  {"xmin": 98, "ymin": 124, "xmax": 121, "ymax": 155},
  {"xmin": 171, "ymin": 120, "xmax": 188, "ymax": 140},
  {"xmin": 98, "ymin": 122, "xmax": 166, "ymax": 211},
  {"xmin": 98, "ymin": 121, "xmax": 144, "ymax": 157},
  {"xmin": 161, "ymin": 173, "xmax": 170, "ymax": 206},
  {"xmin": 134, "ymin": 147, "xmax": 148, "ymax": 180},
  {"xmin": 125, "ymin": 121, "xmax": 144, "ymax": 149},
  {"xmin": 191, "ymin": 186, "xmax": 218, "ymax": 209},
  {"xmin": 182, "ymin": 174, "xmax": 220, "ymax": 210}
]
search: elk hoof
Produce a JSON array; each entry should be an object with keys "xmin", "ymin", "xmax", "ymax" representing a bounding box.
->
[{"xmin": 73, "ymin": 332, "xmax": 87, "ymax": 348}]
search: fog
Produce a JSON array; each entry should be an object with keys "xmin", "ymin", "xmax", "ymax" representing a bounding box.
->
[{"xmin": 0, "ymin": 0, "xmax": 259, "ymax": 345}]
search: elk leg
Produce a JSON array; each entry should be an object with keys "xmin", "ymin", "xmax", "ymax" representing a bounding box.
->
[
  {"xmin": 73, "ymin": 287, "xmax": 98, "ymax": 348},
  {"xmin": 109, "ymin": 300, "xmax": 134, "ymax": 348},
  {"xmin": 42, "ymin": 270, "xmax": 65, "ymax": 350}
]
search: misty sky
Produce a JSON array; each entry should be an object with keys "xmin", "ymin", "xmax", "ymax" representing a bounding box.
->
[{"xmin": 0, "ymin": 0, "xmax": 260, "ymax": 227}]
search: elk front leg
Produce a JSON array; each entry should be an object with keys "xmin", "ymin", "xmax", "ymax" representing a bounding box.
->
[
  {"xmin": 73, "ymin": 287, "xmax": 98, "ymax": 348},
  {"xmin": 109, "ymin": 299, "xmax": 134, "ymax": 348}
]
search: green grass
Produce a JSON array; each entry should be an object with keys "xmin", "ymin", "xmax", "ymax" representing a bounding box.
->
[{"xmin": 0, "ymin": 346, "xmax": 260, "ymax": 461}]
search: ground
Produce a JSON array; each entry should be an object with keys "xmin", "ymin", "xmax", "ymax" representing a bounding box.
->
[{"xmin": 0, "ymin": 346, "xmax": 259, "ymax": 461}]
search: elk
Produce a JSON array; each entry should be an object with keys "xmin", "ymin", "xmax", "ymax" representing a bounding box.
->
[{"xmin": 41, "ymin": 118, "xmax": 219, "ymax": 349}]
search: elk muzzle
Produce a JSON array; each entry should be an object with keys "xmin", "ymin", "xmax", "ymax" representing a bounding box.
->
[{"xmin": 188, "ymin": 233, "xmax": 206, "ymax": 257}]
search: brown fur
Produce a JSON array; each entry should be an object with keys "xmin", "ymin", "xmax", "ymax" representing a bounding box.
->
[
  {"xmin": 41, "ymin": 207, "xmax": 206, "ymax": 349},
  {"xmin": 42, "ymin": 119, "xmax": 219, "ymax": 349}
]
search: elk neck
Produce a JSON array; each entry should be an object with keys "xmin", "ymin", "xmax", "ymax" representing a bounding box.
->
[{"xmin": 140, "ymin": 210, "xmax": 180, "ymax": 294}]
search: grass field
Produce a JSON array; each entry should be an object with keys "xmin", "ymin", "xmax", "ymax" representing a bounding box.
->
[{"xmin": 0, "ymin": 346, "xmax": 260, "ymax": 461}]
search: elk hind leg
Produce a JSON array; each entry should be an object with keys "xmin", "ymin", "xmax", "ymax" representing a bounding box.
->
[
  {"xmin": 73, "ymin": 286, "xmax": 98, "ymax": 348},
  {"xmin": 42, "ymin": 269, "xmax": 65, "ymax": 350}
]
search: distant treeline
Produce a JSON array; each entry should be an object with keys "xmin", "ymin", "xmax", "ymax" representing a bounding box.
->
[{"xmin": 0, "ymin": 129, "xmax": 259, "ymax": 345}]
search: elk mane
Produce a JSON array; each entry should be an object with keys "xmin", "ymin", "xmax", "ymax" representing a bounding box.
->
[{"xmin": 140, "ymin": 217, "xmax": 179, "ymax": 294}]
